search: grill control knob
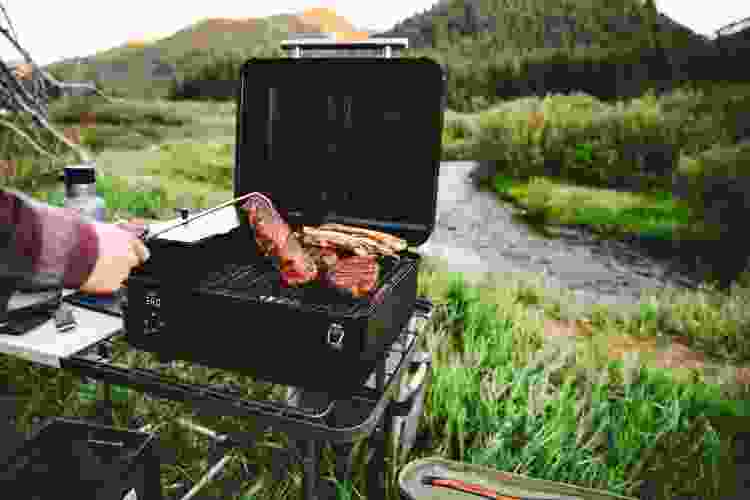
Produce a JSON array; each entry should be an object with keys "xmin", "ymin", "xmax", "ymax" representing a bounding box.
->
[{"xmin": 327, "ymin": 323, "xmax": 345, "ymax": 350}]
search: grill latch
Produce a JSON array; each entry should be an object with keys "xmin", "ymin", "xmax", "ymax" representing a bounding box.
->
[{"xmin": 326, "ymin": 323, "xmax": 345, "ymax": 350}]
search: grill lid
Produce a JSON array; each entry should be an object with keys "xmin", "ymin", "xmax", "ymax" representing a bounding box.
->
[{"xmin": 234, "ymin": 57, "xmax": 445, "ymax": 247}]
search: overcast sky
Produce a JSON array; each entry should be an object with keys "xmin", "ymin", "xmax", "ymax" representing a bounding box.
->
[{"xmin": 0, "ymin": 0, "xmax": 747, "ymax": 66}]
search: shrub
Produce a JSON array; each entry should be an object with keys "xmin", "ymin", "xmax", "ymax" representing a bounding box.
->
[
  {"xmin": 144, "ymin": 141, "xmax": 234, "ymax": 190},
  {"xmin": 50, "ymin": 99, "xmax": 188, "ymax": 127}
]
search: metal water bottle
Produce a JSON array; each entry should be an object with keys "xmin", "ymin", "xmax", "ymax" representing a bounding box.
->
[{"xmin": 63, "ymin": 164, "xmax": 106, "ymax": 222}]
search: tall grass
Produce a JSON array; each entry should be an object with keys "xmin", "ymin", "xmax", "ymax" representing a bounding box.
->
[{"xmin": 419, "ymin": 269, "xmax": 750, "ymax": 499}]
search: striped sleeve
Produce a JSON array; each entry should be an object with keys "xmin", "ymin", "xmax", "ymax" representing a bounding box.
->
[{"xmin": 0, "ymin": 189, "xmax": 99, "ymax": 289}]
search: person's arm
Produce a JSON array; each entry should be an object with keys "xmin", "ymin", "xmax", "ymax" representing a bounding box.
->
[{"xmin": 0, "ymin": 189, "xmax": 99, "ymax": 290}]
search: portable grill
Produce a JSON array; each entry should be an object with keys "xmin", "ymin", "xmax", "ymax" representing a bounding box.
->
[{"xmin": 122, "ymin": 57, "xmax": 446, "ymax": 398}]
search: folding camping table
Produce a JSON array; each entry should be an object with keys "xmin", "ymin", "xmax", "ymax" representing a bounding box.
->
[{"xmin": 0, "ymin": 282, "xmax": 433, "ymax": 500}]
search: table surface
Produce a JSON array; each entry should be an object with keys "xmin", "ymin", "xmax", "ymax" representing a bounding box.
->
[{"xmin": 0, "ymin": 289, "xmax": 124, "ymax": 369}]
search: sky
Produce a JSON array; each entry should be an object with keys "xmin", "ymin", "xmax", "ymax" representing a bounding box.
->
[{"xmin": 0, "ymin": 0, "xmax": 747, "ymax": 67}]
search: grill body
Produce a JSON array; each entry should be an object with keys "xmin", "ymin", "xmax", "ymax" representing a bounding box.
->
[{"xmin": 124, "ymin": 229, "xmax": 420, "ymax": 397}]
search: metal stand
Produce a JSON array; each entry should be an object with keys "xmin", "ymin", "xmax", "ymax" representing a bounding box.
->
[{"xmin": 60, "ymin": 299, "xmax": 433, "ymax": 500}]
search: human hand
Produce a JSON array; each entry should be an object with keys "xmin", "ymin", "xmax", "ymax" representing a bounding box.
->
[{"xmin": 79, "ymin": 221, "xmax": 150, "ymax": 294}]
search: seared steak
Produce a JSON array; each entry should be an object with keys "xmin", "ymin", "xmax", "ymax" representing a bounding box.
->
[{"xmin": 242, "ymin": 193, "xmax": 318, "ymax": 287}]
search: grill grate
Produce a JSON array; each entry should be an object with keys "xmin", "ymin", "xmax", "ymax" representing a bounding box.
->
[{"xmin": 196, "ymin": 254, "xmax": 408, "ymax": 316}]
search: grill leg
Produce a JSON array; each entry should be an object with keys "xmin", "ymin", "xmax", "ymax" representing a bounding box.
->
[
  {"xmin": 89, "ymin": 382, "xmax": 114, "ymax": 426},
  {"xmin": 301, "ymin": 439, "xmax": 319, "ymax": 500},
  {"xmin": 367, "ymin": 355, "xmax": 390, "ymax": 500},
  {"xmin": 367, "ymin": 423, "xmax": 388, "ymax": 500},
  {"xmin": 332, "ymin": 442, "xmax": 355, "ymax": 487}
]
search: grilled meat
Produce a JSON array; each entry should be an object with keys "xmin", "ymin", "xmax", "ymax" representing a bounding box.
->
[
  {"xmin": 305, "ymin": 246, "xmax": 340, "ymax": 273},
  {"xmin": 317, "ymin": 223, "xmax": 407, "ymax": 253},
  {"xmin": 240, "ymin": 194, "xmax": 399, "ymax": 296},
  {"xmin": 242, "ymin": 193, "xmax": 318, "ymax": 287},
  {"xmin": 323, "ymin": 255, "xmax": 380, "ymax": 298},
  {"xmin": 301, "ymin": 227, "xmax": 399, "ymax": 257},
  {"xmin": 299, "ymin": 228, "xmax": 370, "ymax": 256}
]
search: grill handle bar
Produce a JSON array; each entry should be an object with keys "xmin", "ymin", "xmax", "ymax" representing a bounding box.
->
[{"xmin": 142, "ymin": 191, "xmax": 263, "ymax": 242}]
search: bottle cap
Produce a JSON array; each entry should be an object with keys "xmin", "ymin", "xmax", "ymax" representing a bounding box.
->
[{"xmin": 63, "ymin": 164, "xmax": 96, "ymax": 186}]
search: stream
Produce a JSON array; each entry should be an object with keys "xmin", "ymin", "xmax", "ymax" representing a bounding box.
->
[{"xmin": 419, "ymin": 161, "xmax": 718, "ymax": 317}]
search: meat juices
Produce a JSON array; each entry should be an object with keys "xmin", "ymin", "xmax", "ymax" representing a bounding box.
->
[{"xmin": 242, "ymin": 193, "xmax": 318, "ymax": 287}]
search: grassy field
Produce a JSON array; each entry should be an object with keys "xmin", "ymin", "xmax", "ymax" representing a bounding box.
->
[{"xmin": 4, "ymin": 95, "xmax": 750, "ymax": 500}]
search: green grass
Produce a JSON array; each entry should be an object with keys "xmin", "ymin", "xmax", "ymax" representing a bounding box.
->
[
  {"xmin": 416, "ymin": 262, "xmax": 750, "ymax": 500},
  {"xmin": 490, "ymin": 174, "xmax": 693, "ymax": 240}
]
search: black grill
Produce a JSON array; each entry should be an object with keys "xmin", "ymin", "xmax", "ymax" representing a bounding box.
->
[
  {"xmin": 123, "ymin": 227, "xmax": 422, "ymax": 397},
  {"xmin": 121, "ymin": 58, "xmax": 445, "ymax": 398}
]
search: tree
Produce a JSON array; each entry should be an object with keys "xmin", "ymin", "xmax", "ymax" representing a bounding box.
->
[{"xmin": 0, "ymin": 2, "xmax": 118, "ymax": 165}]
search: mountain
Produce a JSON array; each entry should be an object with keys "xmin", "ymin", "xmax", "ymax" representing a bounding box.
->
[
  {"xmin": 372, "ymin": 0, "xmax": 712, "ymax": 51},
  {"xmin": 43, "ymin": 8, "xmax": 358, "ymax": 98}
]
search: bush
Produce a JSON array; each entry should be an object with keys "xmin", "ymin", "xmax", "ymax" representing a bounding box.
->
[
  {"xmin": 144, "ymin": 141, "xmax": 234, "ymax": 190},
  {"xmin": 673, "ymin": 142, "xmax": 750, "ymax": 285},
  {"xmin": 468, "ymin": 91, "xmax": 680, "ymax": 191},
  {"xmin": 50, "ymin": 99, "xmax": 188, "ymax": 127},
  {"xmin": 453, "ymin": 83, "xmax": 750, "ymax": 193}
]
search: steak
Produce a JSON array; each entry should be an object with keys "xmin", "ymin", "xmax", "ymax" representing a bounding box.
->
[
  {"xmin": 240, "ymin": 193, "xmax": 388, "ymax": 297},
  {"xmin": 241, "ymin": 193, "xmax": 318, "ymax": 287},
  {"xmin": 323, "ymin": 255, "xmax": 380, "ymax": 298}
]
